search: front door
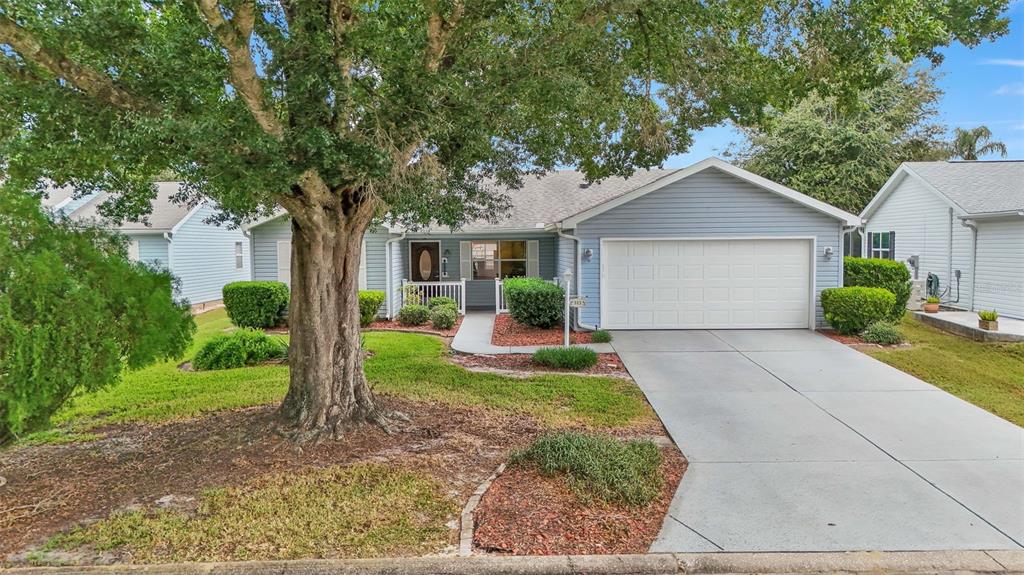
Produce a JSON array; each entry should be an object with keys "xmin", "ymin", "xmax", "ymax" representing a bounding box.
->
[{"xmin": 410, "ymin": 241, "xmax": 441, "ymax": 282}]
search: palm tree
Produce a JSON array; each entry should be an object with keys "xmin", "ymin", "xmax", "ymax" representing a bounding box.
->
[{"xmin": 950, "ymin": 126, "xmax": 1008, "ymax": 160}]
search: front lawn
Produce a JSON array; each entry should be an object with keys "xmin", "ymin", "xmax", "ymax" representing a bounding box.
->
[{"xmin": 865, "ymin": 316, "xmax": 1024, "ymax": 427}]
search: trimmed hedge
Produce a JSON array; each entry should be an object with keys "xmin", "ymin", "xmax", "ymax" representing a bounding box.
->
[
  {"xmin": 397, "ymin": 304, "xmax": 430, "ymax": 326},
  {"xmin": 844, "ymin": 257, "xmax": 911, "ymax": 321},
  {"xmin": 532, "ymin": 346, "xmax": 598, "ymax": 370},
  {"xmin": 222, "ymin": 281, "xmax": 289, "ymax": 328},
  {"xmin": 504, "ymin": 277, "xmax": 564, "ymax": 328},
  {"xmin": 427, "ymin": 296, "xmax": 457, "ymax": 310},
  {"xmin": 430, "ymin": 306, "xmax": 458, "ymax": 330},
  {"xmin": 821, "ymin": 286, "xmax": 896, "ymax": 335},
  {"xmin": 861, "ymin": 321, "xmax": 904, "ymax": 345},
  {"xmin": 358, "ymin": 290, "xmax": 386, "ymax": 327},
  {"xmin": 192, "ymin": 328, "xmax": 287, "ymax": 371}
]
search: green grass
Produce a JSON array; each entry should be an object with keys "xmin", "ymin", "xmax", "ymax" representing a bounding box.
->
[
  {"xmin": 865, "ymin": 316, "xmax": 1024, "ymax": 426},
  {"xmin": 25, "ymin": 309, "xmax": 650, "ymax": 442},
  {"xmin": 45, "ymin": 463, "xmax": 456, "ymax": 563},
  {"xmin": 511, "ymin": 432, "xmax": 663, "ymax": 506}
]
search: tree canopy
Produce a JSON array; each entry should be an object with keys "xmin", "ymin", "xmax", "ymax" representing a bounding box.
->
[
  {"xmin": 950, "ymin": 125, "xmax": 1008, "ymax": 160},
  {"xmin": 0, "ymin": 189, "xmax": 195, "ymax": 444},
  {"xmin": 728, "ymin": 64, "xmax": 952, "ymax": 213}
]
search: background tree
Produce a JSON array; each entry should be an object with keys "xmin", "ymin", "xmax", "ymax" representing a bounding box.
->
[
  {"xmin": 0, "ymin": 188, "xmax": 195, "ymax": 444},
  {"xmin": 728, "ymin": 65, "xmax": 952, "ymax": 213},
  {"xmin": 950, "ymin": 125, "xmax": 1008, "ymax": 160},
  {"xmin": 0, "ymin": 0, "xmax": 1009, "ymax": 440}
]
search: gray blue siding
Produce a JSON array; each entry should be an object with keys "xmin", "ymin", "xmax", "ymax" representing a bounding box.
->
[
  {"xmin": 574, "ymin": 168, "xmax": 843, "ymax": 328},
  {"xmin": 126, "ymin": 233, "xmax": 170, "ymax": 269},
  {"xmin": 170, "ymin": 203, "xmax": 251, "ymax": 304},
  {"xmin": 973, "ymin": 219, "xmax": 1024, "ymax": 319}
]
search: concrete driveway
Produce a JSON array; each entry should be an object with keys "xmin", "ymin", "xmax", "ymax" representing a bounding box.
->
[{"xmin": 612, "ymin": 329, "xmax": 1024, "ymax": 552}]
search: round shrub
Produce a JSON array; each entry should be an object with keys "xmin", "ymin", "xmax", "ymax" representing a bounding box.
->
[
  {"xmin": 861, "ymin": 321, "xmax": 904, "ymax": 345},
  {"xmin": 397, "ymin": 304, "xmax": 430, "ymax": 326},
  {"xmin": 222, "ymin": 281, "xmax": 289, "ymax": 328},
  {"xmin": 532, "ymin": 346, "xmax": 598, "ymax": 370},
  {"xmin": 430, "ymin": 306, "xmax": 458, "ymax": 330},
  {"xmin": 821, "ymin": 286, "xmax": 896, "ymax": 335},
  {"xmin": 843, "ymin": 258, "xmax": 911, "ymax": 321},
  {"xmin": 358, "ymin": 290, "xmax": 386, "ymax": 327},
  {"xmin": 504, "ymin": 277, "xmax": 564, "ymax": 328},
  {"xmin": 590, "ymin": 329, "xmax": 613, "ymax": 343},
  {"xmin": 192, "ymin": 328, "xmax": 287, "ymax": 371},
  {"xmin": 427, "ymin": 296, "xmax": 457, "ymax": 310}
]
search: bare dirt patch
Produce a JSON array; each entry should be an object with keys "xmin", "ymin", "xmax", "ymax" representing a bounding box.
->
[
  {"xmin": 451, "ymin": 353, "xmax": 628, "ymax": 378},
  {"xmin": 0, "ymin": 397, "xmax": 541, "ymax": 562},
  {"xmin": 491, "ymin": 314, "xmax": 593, "ymax": 346},
  {"xmin": 365, "ymin": 316, "xmax": 462, "ymax": 338},
  {"xmin": 472, "ymin": 447, "xmax": 685, "ymax": 555},
  {"xmin": 821, "ymin": 330, "xmax": 910, "ymax": 350}
]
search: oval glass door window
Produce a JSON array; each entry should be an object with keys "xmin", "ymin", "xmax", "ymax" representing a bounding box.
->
[{"xmin": 418, "ymin": 250, "xmax": 433, "ymax": 280}]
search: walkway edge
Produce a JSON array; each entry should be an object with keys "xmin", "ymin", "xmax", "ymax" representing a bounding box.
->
[{"xmin": 5, "ymin": 551, "xmax": 1022, "ymax": 575}]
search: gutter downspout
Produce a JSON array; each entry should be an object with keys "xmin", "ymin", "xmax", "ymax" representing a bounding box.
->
[
  {"xmin": 960, "ymin": 218, "xmax": 978, "ymax": 312},
  {"xmin": 947, "ymin": 208, "xmax": 955, "ymax": 303},
  {"xmin": 384, "ymin": 232, "xmax": 406, "ymax": 319},
  {"xmin": 555, "ymin": 225, "xmax": 597, "ymax": 331}
]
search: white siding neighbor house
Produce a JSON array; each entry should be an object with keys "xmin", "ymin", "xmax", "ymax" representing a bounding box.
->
[
  {"xmin": 861, "ymin": 161, "xmax": 1024, "ymax": 319},
  {"xmin": 250, "ymin": 157, "xmax": 860, "ymax": 329},
  {"xmin": 64, "ymin": 182, "xmax": 251, "ymax": 307}
]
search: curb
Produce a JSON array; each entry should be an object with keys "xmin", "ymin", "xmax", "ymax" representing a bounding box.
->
[{"xmin": 5, "ymin": 550, "xmax": 1023, "ymax": 575}]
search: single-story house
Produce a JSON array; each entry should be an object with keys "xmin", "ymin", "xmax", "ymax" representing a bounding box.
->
[
  {"xmin": 861, "ymin": 161, "xmax": 1024, "ymax": 319},
  {"xmin": 250, "ymin": 157, "xmax": 859, "ymax": 330},
  {"xmin": 62, "ymin": 182, "xmax": 252, "ymax": 308}
]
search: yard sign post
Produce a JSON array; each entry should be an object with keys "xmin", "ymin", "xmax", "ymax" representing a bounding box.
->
[{"xmin": 563, "ymin": 270, "xmax": 572, "ymax": 348}]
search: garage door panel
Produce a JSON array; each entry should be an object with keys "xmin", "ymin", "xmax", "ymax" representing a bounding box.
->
[{"xmin": 602, "ymin": 239, "xmax": 811, "ymax": 329}]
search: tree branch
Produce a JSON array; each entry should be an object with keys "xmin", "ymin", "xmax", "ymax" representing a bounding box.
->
[
  {"xmin": 0, "ymin": 15, "xmax": 155, "ymax": 112},
  {"xmin": 196, "ymin": 0, "xmax": 284, "ymax": 139},
  {"xmin": 424, "ymin": 0, "xmax": 463, "ymax": 73}
]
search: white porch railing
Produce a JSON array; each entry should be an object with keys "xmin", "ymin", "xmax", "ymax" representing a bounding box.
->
[
  {"xmin": 495, "ymin": 278, "xmax": 559, "ymax": 313},
  {"xmin": 402, "ymin": 279, "xmax": 466, "ymax": 315}
]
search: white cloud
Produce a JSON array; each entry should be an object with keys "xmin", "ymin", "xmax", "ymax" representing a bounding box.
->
[
  {"xmin": 994, "ymin": 82, "xmax": 1024, "ymax": 96},
  {"xmin": 982, "ymin": 58, "xmax": 1024, "ymax": 67}
]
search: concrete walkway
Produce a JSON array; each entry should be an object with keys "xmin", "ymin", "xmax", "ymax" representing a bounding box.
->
[
  {"xmin": 451, "ymin": 312, "xmax": 614, "ymax": 354},
  {"xmin": 612, "ymin": 329, "xmax": 1024, "ymax": 553}
]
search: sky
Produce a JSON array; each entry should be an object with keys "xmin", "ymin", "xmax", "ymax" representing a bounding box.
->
[{"xmin": 664, "ymin": 2, "xmax": 1024, "ymax": 168}]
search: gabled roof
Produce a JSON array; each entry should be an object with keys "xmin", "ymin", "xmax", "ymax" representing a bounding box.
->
[
  {"xmin": 39, "ymin": 186, "xmax": 74, "ymax": 210},
  {"xmin": 67, "ymin": 182, "xmax": 198, "ymax": 232},
  {"xmin": 558, "ymin": 157, "xmax": 860, "ymax": 227},
  {"xmin": 862, "ymin": 160, "xmax": 1024, "ymax": 219}
]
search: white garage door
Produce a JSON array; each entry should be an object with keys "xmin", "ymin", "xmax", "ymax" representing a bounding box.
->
[{"xmin": 601, "ymin": 239, "xmax": 813, "ymax": 329}]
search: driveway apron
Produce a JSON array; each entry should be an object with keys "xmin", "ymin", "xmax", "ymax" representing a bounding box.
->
[{"xmin": 612, "ymin": 329, "xmax": 1024, "ymax": 552}]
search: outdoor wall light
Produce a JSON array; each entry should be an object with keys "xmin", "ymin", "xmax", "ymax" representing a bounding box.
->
[
  {"xmin": 823, "ymin": 246, "xmax": 834, "ymax": 260},
  {"xmin": 582, "ymin": 248, "xmax": 594, "ymax": 262}
]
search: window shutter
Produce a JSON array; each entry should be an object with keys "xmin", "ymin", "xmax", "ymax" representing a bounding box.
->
[
  {"xmin": 459, "ymin": 241, "xmax": 472, "ymax": 279},
  {"xmin": 888, "ymin": 231, "xmax": 896, "ymax": 260},
  {"xmin": 277, "ymin": 240, "xmax": 291, "ymax": 285},
  {"xmin": 358, "ymin": 240, "xmax": 368, "ymax": 289},
  {"xmin": 527, "ymin": 240, "xmax": 540, "ymax": 277}
]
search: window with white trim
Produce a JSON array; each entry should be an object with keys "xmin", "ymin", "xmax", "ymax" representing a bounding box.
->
[
  {"xmin": 869, "ymin": 232, "xmax": 894, "ymax": 260},
  {"xmin": 234, "ymin": 241, "xmax": 243, "ymax": 269},
  {"xmin": 471, "ymin": 240, "xmax": 527, "ymax": 279}
]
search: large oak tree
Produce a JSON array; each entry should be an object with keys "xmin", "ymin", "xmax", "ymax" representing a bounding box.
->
[{"xmin": 0, "ymin": 0, "xmax": 1009, "ymax": 440}]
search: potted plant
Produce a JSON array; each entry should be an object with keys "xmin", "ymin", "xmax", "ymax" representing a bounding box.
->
[
  {"xmin": 978, "ymin": 309, "xmax": 999, "ymax": 331},
  {"xmin": 922, "ymin": 296, "xmax": 940, "ymax": 313}
]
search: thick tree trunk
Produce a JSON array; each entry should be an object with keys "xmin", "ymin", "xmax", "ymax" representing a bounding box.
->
[{"xmin": 277, "ymin": 195, "xmax": 389, "ymax": 441}]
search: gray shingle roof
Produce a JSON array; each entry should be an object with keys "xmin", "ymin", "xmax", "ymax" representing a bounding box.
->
[
  {"xmin": 428, "ymin": 169, "xmax": 679, "ymax": 231},
  {"xmin": 68, "ymin": 182, "xmax": 194, "ymax": 231},
  {"xmin": 39, "ymin": 186, "xmax": 74, "ymax": 209},
  {"xmin": 903, "ymin": 161, "xmax": 1024, "ymax": 215}
]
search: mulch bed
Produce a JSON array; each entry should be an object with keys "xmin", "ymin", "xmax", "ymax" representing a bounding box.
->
[
  {"xmin": 473, "ymin": 448, "xmax": 686, "ymax": 555},
  {"xmin": 821, "ymin": 330, "xmax": 910, "ymax": 349},
  {"xmin": 365, "ymin": 316, "xmax": 462, "ymax": 338},
  {"xmin": 491, "ymin": 314, "xmax": 593, "ymax": 346},
  {"xmin": 451, "ymin": 353, "xmax": 629, "ymax": 378},
  {"xmin": 0, "ymin": 397, "xmax": 541, "ymax": 562}
]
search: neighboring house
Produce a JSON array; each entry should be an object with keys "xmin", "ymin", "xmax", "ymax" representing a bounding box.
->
[
  {"xmin": 65, "ymin": 182, "xmax": 252, "ymax": 307},
  {"xmin": 250, "ymin": 157, "xmax": 859, "ymax": 330},
  {"xmin": 861, "ymin": 161, "xmax": 1024, "ymax": 319},
  {"xmin": 40, "ymin": 186, "xmax": 97, "ymax": 216}
]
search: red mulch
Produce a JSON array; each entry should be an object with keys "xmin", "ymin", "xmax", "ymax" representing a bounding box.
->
[
  {"xmin": 366, "ymin": 316, "xmax": 462, "ymax": 338},
  {"xmin": 821, "ymin": 330, "xmax": 866, "ymax": 345},
  {"xmin": 473, "ymin": 448, "xmax": 686, "ymax": 555},
  {"xmin": 0, "ymin": 397, "xmax": 541, "ymax": 561},
  {"xmin": 491, "ymin": 314, "xmax": 593, "ymax": 346},
  {"xmin": 451, "ymin": 353, "xmax": 628, "ymax": 377}
]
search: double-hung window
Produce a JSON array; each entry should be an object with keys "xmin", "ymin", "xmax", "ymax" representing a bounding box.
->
[
  {"xmin": 234, "ymin": 241, "xmax": 244, "ymax": 269},
  {"xmin": 869, "ymin": 232, "xmax": 894, "ymax": 260},
  {"xmin": 471, "ymin": 240, "xmax": 527, "ymax": 279}
]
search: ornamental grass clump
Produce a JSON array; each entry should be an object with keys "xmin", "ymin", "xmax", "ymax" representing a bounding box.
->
[
  {"xmin": 532, "ymin": 346, "xmax": 598, "ymax": 370},
  {"xmin": 861, "ymin": 321, "xmax": 904, "ymax": 345},
  {"xmin": 192, "ymin": 329, "xmax": 287, "ymax": 371}
]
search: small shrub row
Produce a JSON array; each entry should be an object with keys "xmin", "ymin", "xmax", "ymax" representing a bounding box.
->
[
  {"xmin": 429, "ymin": 306, "xmax": 457, "ymax": 330},
  {"xmin": 397, "ymin": 302, "xmax": 459, "ymax": 330},
  {"xmin": 504, "ymin": 277, "xmax": 564, "ymax": 328},
  {"xmin": 532, "ymin": 346, "xmax": 598, "ymax": 370},
  {"xmin": 192, "ymin": 329, "xmax": 287, "ymax": 371},
  {"xmin": 861, "ymin": 321, "xmax": 904, "ymax": 345},
  {"xmin": 511, "ymin": 432, "xmax": 664, "ymax": 506},
  {"xmin": 358, "ymin": 290, "xmax": 386, "ymax": 327},
  {"xmin": 821, "ymin": 286, "xmax": 895, "ymax": 335},
  {"xmin": 397, "ymin": 304, "xmax": 430, "ymax": 326},
  {"xmin": 427, "ymin": 296, "xmax": 457, "ymax": 310},
  {"xmin": 843, "ymin": 258, "xmax": 911, "ymax": 321},
  {"xmin": 223, "ymin": 281, "xmax": 289, "ymax": 328}
]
